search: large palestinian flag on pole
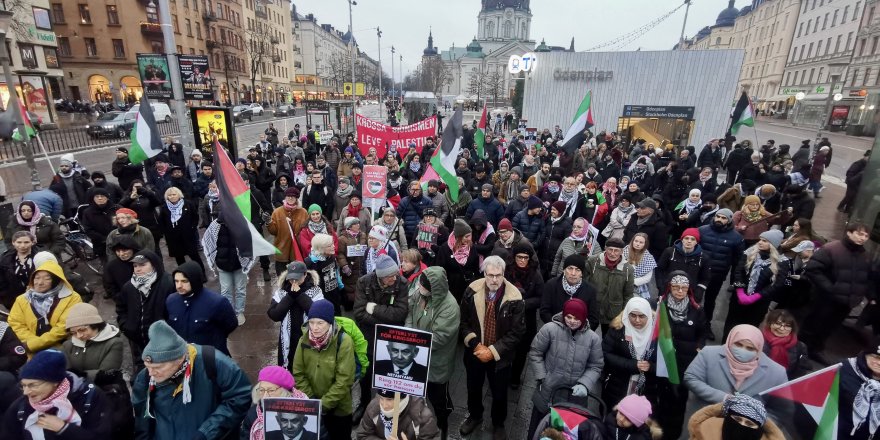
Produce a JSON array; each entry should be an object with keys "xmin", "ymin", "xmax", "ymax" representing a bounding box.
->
[
  {"xmin": 759, "ymin": 363, "xmax": 841, "ymax": 440},
  {"xmin": 430, "ymin": 107, "xmax": 463, "ymax": 203},
  {"xmin": 729, "ymin": 91, "xmax": 754, "ymax": 135},
  {"xmin": 474, "ymin": 104, "xmax": 488, "ymax": 159},
  {"xmin": 560, "ymin": 90, "xmax": 594, "ymax": 155},
  {"xmin": 129, "ymin": 95, "xmax": 165, "ymax": 164},
  {"xmin": 211, "ymin": 140, "xmax": 279, "ymax": 260}
]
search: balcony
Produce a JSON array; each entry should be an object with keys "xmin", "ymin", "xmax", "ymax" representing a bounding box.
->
[
  {"xmin": 255, "ymin": 9, "xmax": 267, "ymax": 19},
  {"xmin": 140, "ymin": 22, "xmax": 163, "ymax": 36},
  {"xmin": 202, "ymin": 11, "xmax": 217, "ymax": 22},
  {"xmin": 270, "ymin": 36, "xmax": 280, "ymax": 44},
  {"xmin": 206, "ymin": 39, "xmax": 220, "ymax": 50},
  {"xmin": 272, "ymin": 55, "xmax": 281, "ymax": 62}
]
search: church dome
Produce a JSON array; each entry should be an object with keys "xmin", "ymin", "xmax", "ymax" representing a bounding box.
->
[
  {"xmin": 423, "ymin": 30, "xmax": 438, "ymax": 56},
  {"xmin": 715, "ymin": 0, "xmax": 739, "ymax": 27},
  {"xmin": 465, "ymin": 37, "xmax": 485, "ymax": 58},
  {"xmin": 482, "ymin": 0, "xmax": 530, "ymax": 11},
  {"xmin": 535, "ymin": 39, "xmax": 550, "ymax": 53}
]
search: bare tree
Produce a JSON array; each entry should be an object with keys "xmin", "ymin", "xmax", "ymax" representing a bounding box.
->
[
  {"xmin": 418, "ymin": 57, "xmax": 452, "ymax": 96},
  {"xmin": 467, "ymin": 67, "xmax": 486, "ymax": 99},
  {"xmin": 326, "ymin": 52, "xmax": 350, "ymax": 93},
  {"xmin": 245, "ymin": 21, "xmax": 274, "ymax": 101},
  {"xmin": 482, "ymin": 69, "xmax": 506, "ymax": 107}
]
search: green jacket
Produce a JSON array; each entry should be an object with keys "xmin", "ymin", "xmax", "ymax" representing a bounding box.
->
[
  {"xmin": 61, "ymin": 323, "xmax": 124, "ymax": 381},
  {"xmin": 585, "ymin": 252, "xmax": 636, "ymax": 324},
  {"xmin": 404, "ymin": 267, "xmax": 461, "ymax": 383},
  {"xmin": 335, "ymin": 316, "xmax": 370, "ymax": 377},
  {"xmin": 292, "ymin": 325, "xmax": 356, "ymax": 416}
]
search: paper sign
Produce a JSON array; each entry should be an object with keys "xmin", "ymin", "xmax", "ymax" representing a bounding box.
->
[
  {"xmin": 373, "ymin": 325, "xmax": 433, "ymax": 397},
  {"xmin": 347, "ymin": 244, "xmax": 367, "ymax": 257},
  {"xmin": 363, "ymin": 165, "xmax": 387, "ymax": 200},
  {"xmin": 262, "ymin": 398, "xmax": 321, "ymax": 439}
]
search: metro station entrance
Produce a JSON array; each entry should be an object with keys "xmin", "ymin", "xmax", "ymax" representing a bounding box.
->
[{"xmin": 617, "ymin": 105, "xmax": 695, "ymax": 147}]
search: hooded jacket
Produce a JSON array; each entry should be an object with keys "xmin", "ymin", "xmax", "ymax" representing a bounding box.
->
[
  {"xmin": 267, "ymin": 270, "xmax": 323, "ymax": 370},
  {"xmin": 623, "ymin": 211, "xmax": 669, "ymax": 259},
  {"xmin": 91, "ymin": 172, "xmax": 125, "ymax": 204},
  {"xmin": 460, "ymin": 278, "xmax": 525, "ymax": 369},
  {"xmin": 353, "ymin": 272, "xmax": 409, "ymax": 346},
  {"xmin": 80, "ymin": 187, "xmax": 118, "ymax": 245},
  {"xmin": 687, "ymin": 403, "xmax": 785, "ymax": 440},
  {"xmin": 7, "ymin": 260, "xmax": 82, "ymax": 356},
  {"xmin": 357, "ymin": 396, "xmax": 441, "ymax": 440},
  {"xmin": 116, "ymin": 250, "xmax": 173, "ymax": 345},
  {"xmin": 62, "ymin": 323, "xmax": 124, "ymax": 381},
  {"xmin": 397, "ymin": 193, "xmax": 433, "ymax": 241},
  {"xmin": 585, "ymin": 253, "xmax": 636, "ymax": 325},
  {"xmin": 292, "ymin": 326, "xmax": 356, "ymax": 416},
  {"xmin": 166, "ymin": 261, "xmax": 238, "ymax": 355},
  {"xmin": 5, "ymin": 214, "xmax": 64, "ymax": 257},
  {"xmin": 540, "ymin": 215, "xmax": 573, "ymax": 271},
  {"xmin": 805, "ymin": 237, "xmax": 874, "ymax": 307},
  {"xmin": 112, "ymin": 157, "xmax": 144, "ymax": 192},
  {"xmin": 512, "ymin": 208, "xmax": 546, "ymax": 247},
  {"xmin": 119, "ymin": 186, "xmax": 161, "ymax": 229},
  {"xmin": 404, "ymin": 267, "xmax": 460, "ymax": 383}
]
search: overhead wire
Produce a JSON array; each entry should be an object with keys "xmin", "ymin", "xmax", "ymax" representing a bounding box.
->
[{"xmin": 583, "ymin": 1, "xmax": 689, "ymax": 52}]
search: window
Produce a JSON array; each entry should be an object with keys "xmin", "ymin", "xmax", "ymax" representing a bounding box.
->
[
  {"xmin": 817, "ymin": 39, "xmax": 823, "ymax": 55},
  {"xmin": 146, "ymin": 5, "xmax": 158, "ymax": 23},
  {"xmin": 112, "ymin": 39, "xmax": 125, "ymax": 58},
  {"xmin": 827, "ymin": 37, "xmax": 833, "ymax": 54},
  {"xmin": 818, "ymin": 67, "xmax": 824, "ymax": 82},
  {"xmin": 847, "ymin": 31, "xmax": 854, "ymax": 51},
  {"xmin": 860, "ymin": 39, "xmax": 867, "ymax": 56},
  {"xmin": 798, "ymin": 22, "xmax": 803, "ymax": 37},
  {"xmin": 195, "ymin": 22, "xmax": 201, "ymax": 39},
  {"xmin": 194, "ymin": 0, "xmax": 198, "ymax": 11},
  {"xmin": 811, "ymin": 0, "xmax": 816, "ymax": 10},
  {"xmin": 864, "ymin": 68, "xmax": 872, "ymax": 86},
  {"xmin": 813, "ymin": 18, "xmax": 819, "ymax": 32},
  {"xmin": 716, "ymin": 37, "xmax": 722, "ymax": 45},
  {"xmin": 57, "ymin": 37, "xmax": 71, "ymax": 56},
  {"xmin": 176, "ymin": 45, "xmax": 182, "ymax": 54},
  {"xmin": 809, "ymin": 68, "xmax": 815, "ymax": 84},
  {"xmin": 78, "ymin": 4, "xmax": 91, "ymax": 24},
  {"xmin": 19, "ymin": 44, "xmax": 37, "ymax": 68},
  {"xmin": 851, "ymin": 68, "xmax": 860, "ymax": 86},
  {"xmin": 183, "ymin": 0, "xmax": 188, "ymax": 7},
  {"xmin": 50, "ymin": 3, "xmax": 64, "ymax": 24},
  {"xmin": 808, "ymin": 42, "xmax": 814, "ymax": 58},
  {"xmin": 823, "ymin": 13, "xmax": 829, "ymax": 29},
  {"xmin": 794, "ymin": 70, "xmax": 801, "ymax": 85},
  {"xmin": 873, "ymin": 36, "xmax": 879, "ymax": 54},
  {"xmin": 833, "ymin": 9, "xmax": 839, "ymax": 26},
  {"xmin": 843, "ymin": 5, "xmax": 849, "ymax": 22},
  {"xmin": 84, "ymin": 37, "xmax": 97, "ymax": 56},
  {"xmin": 172, "ymin": 14, "xmax": 179, "ymax": 33},
  {"xmin": 44, "ymin": 48, "xmax": 60, "ymax": 68},
  {"xmin": 33, "ymin": 7, "xmax": 52, "ymax": 30},
  {"xmin": 151, "ymin": 41, "xmax": 164, "ymax": 53},
  {"xmin": 801, "ymin": 44, "xmax": 806, "ymax": 59},
  {"xmin": 185, "ymin": 18, "xmax": 192, "ymax": 36},
  {"xmin": 854, "ymin": 2, "xmax": 861, "ymax": 21},
  {"xmin": 836, "ymin": 34, "xmax": 842, "ymax": 52},
  {"xmin": 189, "ymin": 48, "xmax": 195, "ymax": 54},
  {"xmin": 106, "ymin": 5, "xmax": 119, "ymax": 25},
  {"xmin": 806, "ymin": 19, "xmax": 812, "ymax": 34}
]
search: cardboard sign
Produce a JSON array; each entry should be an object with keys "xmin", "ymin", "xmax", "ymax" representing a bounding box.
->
[
  {"xmin": 373, "ymin": 325, "xmax": 433, "ymax": 397},
  {"xmin": 262, "ymin": 398, "xmax": 321, "ymax": 440},
  {"xmin": 525, "ymin": 127, "xmax": 538, "ymax": 146},
  {"xmin": 318, "ymin": 130, "xmax": 335, "ymax": 145},
  {"xmin": 363, "ymin": 165, "xmax": 387, "ymax": 200},
  {"xmin": 356, "ymin": 114, "xmax": 437, "ymax": 157}
]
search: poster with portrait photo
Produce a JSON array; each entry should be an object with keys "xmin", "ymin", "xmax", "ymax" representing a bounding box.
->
[
  {"xmin": 178, "ymin": 55, "xmax": 213, "ymax": 100},
  {"xmin": 373, "ymin": 325, "xmax": 432, "ymax": 397},
  {"xmin": 262, "ymin": 398, "xmax": 321, "ymax": 440},
  {"xmin": 136, "ymin": 54, "xmax": 172, "ymax": 99}
]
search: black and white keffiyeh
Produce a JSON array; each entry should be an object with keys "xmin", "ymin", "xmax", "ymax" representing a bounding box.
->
[
  {"xmin": 849, "ymin": 357, "xmax": 880, "ymax": 437},
  {"xmin": 722, "ymin": 393, "xmax": 767, "ymax": 425},
  {"xmin": 201, "ymin": 220, "xmax": 256, "ymax": 274},
  {"xmin": 561, "ymin": 278, "xmax": 581, "ymax": 296},
  {"xmin": 273, "ymin": 283, "xmax": 324, "ymax": 368}
]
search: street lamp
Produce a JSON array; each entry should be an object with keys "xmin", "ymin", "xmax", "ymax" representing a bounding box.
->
[
  {"xmin": 376, "ymin": 27, "xmax": 382, "ymax": 102},
  {"xmin": 347, "ymin": 0, "xmax": 357, "ymax": 122},
  {"xmin": 0, "ymin": 9, "xmax": 40, "ymax": 190}
]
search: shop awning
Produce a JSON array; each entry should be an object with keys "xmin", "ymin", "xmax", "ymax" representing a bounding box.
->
[
  {"xmin": 801, "ymin": 93, "xmax": 864, "ymax": 101},
  {"xmin": 765, "ymin": 95, "xmax": 793, "ymax": 101}
]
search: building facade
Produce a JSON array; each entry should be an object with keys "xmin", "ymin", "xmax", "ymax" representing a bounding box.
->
[
  {"xmin": 241, "ymin": 0, "xmax": 293, "ymax": 105},
  {"xmin": 292, "ymin": 10, "xmax": 356, "ymax": 101},
  {"xmin": 845, "ymin": 0, "xmax": 880, "ymax": 134}
]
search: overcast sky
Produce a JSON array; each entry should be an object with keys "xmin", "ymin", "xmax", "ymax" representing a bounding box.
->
[{"xmin": 294, "ymin": 0, "xmax": 742, "ymax": 77}]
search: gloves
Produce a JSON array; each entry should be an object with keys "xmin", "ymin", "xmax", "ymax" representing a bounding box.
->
[
  {"xmin": 366, "ymin": 302, "xmax": 377, "ymax": 314},
  {"xmin": 571, "ymin": 384, "xmax": 588, "ymax": 397},
  {"xmin": 342, "ymin": 265, "xmax": 352, "ymax": 276},
  {"xmin": 736, "ymin": 288, "xmax": 763, "ymax": 306}
]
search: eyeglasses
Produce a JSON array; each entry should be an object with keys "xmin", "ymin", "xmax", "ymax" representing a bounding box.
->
[
  {"xmin": 515, "ymin": 255, "xmax": 530, "ymax": 260},
  {"xmin": 20, "ymin": 381, "xmax": 48, "ymax": 391},
  {"xmin": 484, "ymin": 273, "xmax": 504, "ymax": 280},
  {"xmin": 771, "ymin": 321, "xmax": 793, "ymax": 329},
  {"xmin": 257, "ymin": 386, "xmax": 281, "ymax": 395}
]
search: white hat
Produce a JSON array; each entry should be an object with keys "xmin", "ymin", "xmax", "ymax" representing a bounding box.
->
[{"xmin": 791, "ymin": 240, "xmax": 815, "ymax": 253}]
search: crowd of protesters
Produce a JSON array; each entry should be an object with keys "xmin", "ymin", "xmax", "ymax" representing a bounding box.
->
[{"xmin": 0, "ymin": 112, "xmax": 877, "ymax": 440}]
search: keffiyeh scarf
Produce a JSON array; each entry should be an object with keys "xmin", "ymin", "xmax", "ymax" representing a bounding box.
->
[
  {"xmin": 132, "ymin": 271, "xmax": 158, "ymax": 297},
  {"xmin": 273, "ymin": 283, "xmax": 324, "ymax": 367},
  {"xmin": 561, "ymin": 277, "xmax": 581, "ymax": 296},
  {"xmin": 307, "ymin": 220, "xmax": 328, "ymax": 235},
  {"xmin": 202, "ymin": 220, "xmax": 257, "ymax": 274},
  {"xmin": 25, "ymin": 378, "xmax": 81, "ymax": 440},
  {"xmin": 849, "ymin": 357, "xmax": 880, "ymax": 437},
  {"xmin": 747, "ymin": 253, "xmax": 772, "ymax": 294},
  {"xmin": 166, "ymin": 199, "xmax": 184, "ymax": 226},
  {"xmin": 26, "ymin": 283, "xmax": 63, "ymax": 321},
  {"xmin": 666, "ymin": 294, "xmax": 690, "ymax": 323}
]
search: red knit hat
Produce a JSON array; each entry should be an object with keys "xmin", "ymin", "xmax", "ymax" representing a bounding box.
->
[
  {"xmin": 681, "ymin": 228, "xmax": 700, "ymax": 242},
  {"xmin": 498, "ymin": 218, "xmax": 513, "ymax": 232},
  {"xmin": 116, "ymin": 207, "xmax": 138, "ymax": 218},
  {"xmin": 562, "ymin": 298, "xmax": 588, "ymax": 323}
]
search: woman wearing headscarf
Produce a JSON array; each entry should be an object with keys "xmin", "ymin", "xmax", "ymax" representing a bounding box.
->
[
  {"xmin": 601, "ymin": 297, "xmax": 655, "ymax": 409},
  {"xmin": 672, "ymin": 188, "xmax": 702, "ymax": 239},
  {"xmin": 527, "ymin": 298, "xmax": 603, "ymax": 439},
  {"xmin": 0, "ymin": 231, "xmax": 37, "ymax": 309},
  {"xmin": 603, "ymin": 192, "xmax": 635, "ymax": 243},
  {"xmin": 684, "ymin": 324, "xmax": 788, "ymax": 424},
  {"xmin": 268, "ymin": 261, "xmax": 324, "ymax": 371},
  {"xmin": 646, "ymin": 271, "xmax": 706, "ymax": 440},
  {"xmin": 434, "ymin": 219, "xmax": 481, "ymax": 303},
  {"xmin": 6, "ymin": 200, "xmax": 63, "ymax": 257},
  {"xmin": 602, "ymin": 177, "xmax": 620, "ymax": 209},
  {"xmin": 7, "ymin": 260, "xmax": 82, "ymax": 357},
  {"xmin": 623, "ymin": 233, "xmax": 657, "ymax": 300},
  {"xmin": 492, "ymin": 160, "xmax": 511, "ymax": 189},
  {"xmin": 467, "ymin": 209, "xmax": 497, "ymax": 258},
  {"xmin": 760, "ymin": 309, "xmax": 808, "ymax": 379},
  {"xmin": 158, "ymin": 186, "xmax": 204, "ymax": 273},
  {"xmin": 724, "ymin": 230, "xmax": 789, "ymax": 338},
  {"xmin": 551, "ymin": 217, "xmax": 601, "ymax": 277},
  {"xmin": 507, "ymin": 241, "xmax": 545, "ymax": 390},
  {"xmin": 241, "ymin": 366, "xmax": 308, "ymax": 440},
  {"xmin": 688, "ymin": 394, "xmax": 785, "ymax": 440}
]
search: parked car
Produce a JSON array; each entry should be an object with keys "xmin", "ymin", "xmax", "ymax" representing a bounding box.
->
[
  {"xmin": 248, "ymin": 103, "xmax": 264, "ymax": 116},
  {"xmin": 274, "ymin": 105, "xmax": 296, "ymax": 117},
  {"xmin": 126, "ymin": 102, "xmax": 173, "ymax": 123},
  {"xmin": 232, "ymin": 105, "xmax": 253, "ymax": 122},
  {"xmin": 86, "ymin": 111, "xmax": 136, "ymax": 138}
]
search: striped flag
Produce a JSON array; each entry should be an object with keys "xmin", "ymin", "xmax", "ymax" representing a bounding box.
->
[
  {"xmin": 11, "ymin": 104, "xmax": 36, "ymax": 142},
  {"xmin": 129, "ymin": 95, "xmax": 164, "ymax": 165},
  {"xmin": 560, "ymin": 90, "xmax": 594, "ymax": 155},
  {"xmin": 653, "ymin": 301, "xmax": 680, "ymax": 384},
  {"xmin": 729, "ymin": 91, "xmax": 754, "ymax": 135},
  {"xmin": 430, "ymin": 107, "xmax": 463, "ymax": 203},
  {"xmin": 549, "ymin": 407, "xmax": 587, "ymax": 440},
  {"xmin": 474, "ymin": 104, "xmax": 487, "ymax": 159},
  {"xmin": 760, "ymin": 363, "xmax": 841, "ymax": 440}
]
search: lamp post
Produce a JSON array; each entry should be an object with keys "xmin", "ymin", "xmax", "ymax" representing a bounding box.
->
[
  {"xmin": 347, "ymin": 0, "xmax": 357, "ymax": 120},
  {"xmin": 376, "ymin": 27, "xmax": 382, "ymax": 103},
  {"xmin": 0, "ymin": 9, "xmax": 40, "ymax": 190},
  {"xmin": 147, "ymin": 0, "xmax": 193, "ymax": 148}
]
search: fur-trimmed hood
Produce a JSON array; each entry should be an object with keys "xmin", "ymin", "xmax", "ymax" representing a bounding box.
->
[{"xmin": 687, "ymin": 403, "xmax": 785, "ymax": 440}]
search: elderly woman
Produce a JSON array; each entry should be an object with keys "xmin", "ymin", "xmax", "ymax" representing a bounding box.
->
[
  {"xmin": 158, "ymin": 186, "xmax": 204, "ymax": 273},
  {"xmin": 376, "ymin": 206, "xmax": 408, "ymax": 251},
  {"xmin": 688, "ymin": 394, "xmax": 785, "ymax": 440},
  {"xmin": 6, "ymin": 200, "xmax": 63, "ymax": 257},
  {"xmin": 527, "ymin": 298, "xmax": 603, "ymax": 439},
  {"xmin": 435, "ymin": 219, "xmax": 481, "ymax": 303},
  {"xmin": 552, "ymin": 217, "xmax": 601, "ymax": 277},
  {"xmin": 760, "ymin": 309, "xmax": 808, "ymax": 379},
  {"xmin": 0, "ymin": 231, "xmax": 37, "ymax": 309},
  {"xmin": 293, "ymin": 300, "xmax": 356, "ymax": 440},
  {"xmin": 400, "ymin": 249, "xmax": 427, "ymax": 298},
  {"xmin": 268, "ymin": 261, "xmax": 324, "ymax": 371},
  {"xmin": 602, "ymin": 297, "xmax": 655, "ymax": 409},
  {"xmin": 8, "ymin": 260, "xmax": 82, "ymax": 357},
  {"xmin": 61, "ymin": 303, "xmax": 123, "ymax": 381},
  {"xmin": 365, "ymin": 225, "xmax": 400, "ymax": 274},
  {"xmin": 684, "ymin": 324, "xmax": 788, "ymax": 424},
  {"xmin": 724, "ymin": 230, "xmax": 789, "ymax": 338},
  {"xmin": 305, "ymin": 233, "xmax": 343, "ymax": 314},
  {"xmin": 0, "ymin": 350, "xmax": 111, "ymax": 439},
  {"xmin": 241, "ymin": 366, "xmax": 308, "ymax": 440}
]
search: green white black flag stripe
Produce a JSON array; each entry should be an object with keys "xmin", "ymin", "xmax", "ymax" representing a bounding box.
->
[
  {"xmin": 729, "ymin": 91, "xmax": 754, "ymax": 135},
  {"xmin": 129, "ymin": 95, "xmax": 165, "ymax": 165}
]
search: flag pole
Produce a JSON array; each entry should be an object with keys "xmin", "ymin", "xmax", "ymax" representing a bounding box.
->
[{"xmin": 34, "ymin": 133, "xmax": 55, "ymax": 175}]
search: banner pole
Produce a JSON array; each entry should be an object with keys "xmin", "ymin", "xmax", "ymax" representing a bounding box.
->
[
  {"xmin": 391, "ymin": 392, "xmax": 400, "ymax": 438},
  {"xmin": 35, "ymin": 133, "xmax": 55, "ymax": 175}
]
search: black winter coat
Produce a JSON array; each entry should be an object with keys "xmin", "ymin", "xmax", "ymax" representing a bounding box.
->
[
  {"xmin": 115, "ymin": 250, "xmax": 173, "ymax": 345},
  {"xmin": 49, "ymin": 172, "xmax": 92, "ymax": 214},
  {"xmin": 80, "ymin": 198, "xmax": 118, "ymax": 246},
  {"xmin": 540, "ymin": 216, "xmax": 572, "ymax": 271},
  {"xmin": 726, "ymin": 251, "xmax": 789, "ymax": 334},
  {"xmin": 214, "ymin": 222, "xmax": 241, "ymax": 272},
  {"xmin": 435, "ymin": 239, "xmax": 481, "ymax": 303},
  {"xmin": 512, "ymin": 209, "xmax": 545, "ymax": 247},
  {"xmin": 119, "ymin": 189, "xmax": 161, "ymax": 229},
  {"xmin": 460, "ymin": 279, "xmax": 525, "ymax": 370},
  {"xmin": 697, "ymin": 221, "xmax": 745, "ymax": 275},
  {"xmin": 539, "ymin": 275, "xmax": 600, "ymax": 329},
  {"xmin": 657, "ymin": 295, "xmax": 706, "ymax": 380},
  {"xmin": 166, "ymin": 262, "xmax": 238, "ymax": 355},
  {"xmin": 781, "ymin": 190, "xmax": 815, "ymax": 225},
  {"xmin": 655, "ymin": 243, "xmax": 711, "ymax": 301},
  {"xmin": 102, "ymin": 257, "xmax": 134, "ymax": 300},
  {"xmin": 301, "ymin": 183, "xmax": 334, "ymax": 220},
  {"xmin": 601, "ymin": 325, "xmax": 656, "ymax": 409},
  {"xmin": 158, "ymin": 200, "xmax": 200, "ymax": 258},
  {"xmin": 805, "ymin": 237, "xmax": 874, "ymax": 307},
  {"xmin": 111, "ymin": 158, "xmax": 144, "ymax": 192},
  {"xmin": 267, "ymin": 275, "xmax": 322, "ymax": 370},
  {"xmin": 623, "ymin": 212, "xmax": 669, "ymax": 259},
  {"xmin": 0, "ymin": 249, "xmax": 35, "ymax": 310}
]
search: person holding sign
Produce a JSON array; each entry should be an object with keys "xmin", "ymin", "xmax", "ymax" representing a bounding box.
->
[
  {"xmin": 241, "ymin": 366, "xmax": 308, "ymax": 440},
  {"xmin": 355, "ymin": 389, "xmax": 440, "ymax": 440},
  {"xmin": 373, "ymin": 342, "xmax": 428, "ymax": 382},
  {"xmin": 459, "ymin": 256, "xmax": 525, "ymax": 440}
]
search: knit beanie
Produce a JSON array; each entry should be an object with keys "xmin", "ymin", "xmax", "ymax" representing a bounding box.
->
[
  {"xmin": 141, "ymin": 321, "xmax": 188, "ymax": 363},
  {"xmin": 453, "ymin": 219, "xmax": 472, "ymax": 239},
  {"xmin": 551, "ymin": 201, "xmax": 567, "ymax": 215},
  {"xmin": 65, "ymin": 303, "xmax": 104, "ymax": 329},
  {"xmin": 681, "ymin": 228, "xmax": 700, "ymax": 242},
  {"xmin": 716, "ymin": 208, "xmax": 734, "ymax": 221},
  {"xmin": 481, "ymin": 183, "xmax": 494, "ymax": 192},
  {"xmin": 33, "ymin": 251, "xmax": 57, "ymax": 268},
  {"xmin": 284, "ymin": 187, "xmax": 301, "ymax": 198},
  {"xmin": 498, "ymin": 218, "xmax": 513, "ymax": 232},
  {"xmin": 308, "ymin": 299, "xmax": 335, "ymax": 324},
  {"xmin": 374, "ymin": 254, "xmax": 399, "ymax": 278},
  {"xmin": 344, "ymin": 217, "xmax": 360, "ymax": 229},
  {"xmin": 308, "ymin": 204, "xmax": 322, "ymax": 215},
  {"xmin": 562, "ymin": 298, "xmax": 588, "ymax": 323},
  {"xmin": 116, "ymin": 207, "xmax": 138, "ymax": 218},
  {"xmin": 20, "ymin": 349, "xmax": 67, "ymax": 383},
  {"xmin": 759, "ymin": 229, "xmax": 784, "ymax": 249},
  {"xmin": 527, "ymin": 195, "xmax": 543, "ymax": 210},
  {"xmin": 563, "ymin": 254, "xmax": 586, "ymax": 271},
  {"xmin": 369, "ymin": 225, "xmax": 388, "ymax": 241},
  {"xmin": 617, "ymin": 394, "xmax": 652, "ymax": 428},
  {"xmin": 258, "ymin": 366, "xmax": 296, "ymax": 391}
]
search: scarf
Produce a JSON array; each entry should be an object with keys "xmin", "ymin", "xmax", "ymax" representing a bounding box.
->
[
  {"xmin": 283, "ymin": 199, "xmax": 298, "ymax": 210},
  {"xmin": 58, "ymin": 168, "xmax": 75, "ymax": 178},
  {"xmin": 623, "ymin": 297, "xmax": 655, "ymax": 393},
  {"xmin": 744, "ymin": 207, "xmax": 762, "ymax": 223},
  {"xmin": 273, "ymin": 282, "xmax": 324, "ymax": 367},
  {"xmin": 206, "ymin": 189, "xmax": 219, "ymax": 213},
  {"xmin": 308, "ymin": 220, "xmax": 328, "ymax": 235},
  {"xmin": 26, "ymin": 283, "xmax": 64, "ymax": 321},
  {"xmin": 347, "ymin": 203, "xmax": 361, "ymax": 219},
  {"xmin": 309, "ymin": 250, "xmax": 326, "ymax": 262},
  {"xmin": 534, "ymin": 170, "xmax": 549, "ymax": 189},
  {"xmin": 132, "ymin": 271, "xmax": 158, "ymax": 298},
  {"xmin": 25, "ymin": 378, "xmax": 81, "ymax": 440},
  {"xmin": 683, "ymin": 197, "xmax": 702, "ymax": 214},
  {"xmin": 145, "ymin": 346, "xmax": 195, "ymax": 420},
  {"xmin": 725, "ymin": 326, "xmax": 763, "ymax": 389},
  {"xmin": 849, "ymin": 356, "xmax": 880, "ymax": 437},
  {"xmin": 448, "ymin": 233, "xmax": 471, "ymax": 265},
  {"xmin": 16, "ymin": 204, "xmax": 43, "ymax": 236},
  {"xmin": 506, "ymin": 179, "xmax": 519, "ymax": 201},
  {"xmin": 761, "ymin": 327, "xmax": 797, "ymax": 369},
  {"xmin": 250, "ymin": 387, "xmax": 310, "ymax": 440},
  {"xmin": 699, "ymin": 173, "xmax": 711, "ymax": 183},
  {"xmin": 546, "ymin": 183, "xmax": 560, "ymax": 194},
  {"xmin": 570, "ymin": 220, "xmax": 589, "ymax": 241},
  {"xmin": 478, "ymin": 223, "xmax": 495, "ymax": 244},
  {"xmin": 155, "ymin": 163, "xmax": 168, "ymax": 177},
  {"xmin": 604, "ymin": 253, "xmax": 619, "ymax": 269},
  {"xmin": 336, "ymin": 184, "xmax": 353, "ymax": 199},
  {"xmin": 666, "ymin": 294, "xmax": 689, "ymax": 323},
  {"xmin": 308, "ymin": 324, "xmax": 333, "ymax": 350},
  {"xmin": 166, "ymin": 199, "xmax": 184, "ymax": 225},
  {"xmin": 747, "ymin": 252, "xmax": 771, "ymax": 294},
  {"xmin": 700, "ymin": 206, "xmax": 719, "ymax": 223},
  {"xmin": 602, "ymin": 186, "xmax": 618, "ymax": 207},
  {"xmin": 202, "ymin": 220, "xmax": 257, "ymax": 275},
  {"xmin": 408, "ymin": 161, "xmax": 422, "ymax": 173},
  {"xmin": 561, "ymin": 277, "xmax": 581, "ymax": 296}
]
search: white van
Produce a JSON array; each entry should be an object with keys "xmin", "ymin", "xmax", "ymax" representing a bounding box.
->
[{"xmin": 126, "ymin": 102, "xmax": 173, "ymax": 123}]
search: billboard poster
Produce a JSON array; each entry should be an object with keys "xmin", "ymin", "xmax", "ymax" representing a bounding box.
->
[
  {"xmin": 830, "ymin": 105, "xmax": 850, "ymax": 127},
  {"xmin": 137, "ymin": 53, "xmax": 172, "ymax": 99},
  {"xmin": 262, "ymin": 398, "xmax": 321, "ymax": 440},
  {"xmin": 372, "ymin": 324, "xmax": 433, "ymax": 397},
  {"xmin": 356, "ymin": 114, "xmax": 437, "ymax": 157},
  {"xmin": 178, "ymin": 55, "xmax": 213, "ymax": 100},
  {"xmin": 190, "ymin": 106, "xmax": 237, "ymax": 159},
  {"xmin": 0, "ymin": 76, "xmax": 51, "ymax": 123}
]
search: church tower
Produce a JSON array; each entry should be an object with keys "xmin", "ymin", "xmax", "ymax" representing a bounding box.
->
[{"xmin": 477, "ymin": 0, "xmax": 532, "ymax": 42}]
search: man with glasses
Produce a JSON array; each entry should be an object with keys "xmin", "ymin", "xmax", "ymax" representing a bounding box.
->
[
  {"xmin": 585, "ymin": 237, "xmax": 635, "ymax": 334},
  {"xmin": 697, "ymin": 208, "xmax": 745, "ymax": 341},
  {"xmin": 459, "ymin": 256, "xmax": 525, "ymax": 440}
]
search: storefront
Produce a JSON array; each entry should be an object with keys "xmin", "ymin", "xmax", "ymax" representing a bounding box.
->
[
  {"xmin": 522, "ymin": 49, "xmax": 744, "ymax": 147},
  {"xmin": 0, "ymin": 75, "xmax": 56, "ymax": 124}
]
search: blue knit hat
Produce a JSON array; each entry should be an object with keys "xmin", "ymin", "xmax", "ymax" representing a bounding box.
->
[
  {"xmin": 142, "ymin": 321, "xmax": 188, "ymax": 363},
  {"xmin": 308, "ymin": 299, "xmax": 335, "ymax": 324},
  {"xmin": 20, "ymin": 349, "xmax": 67, "ymax": 383}
]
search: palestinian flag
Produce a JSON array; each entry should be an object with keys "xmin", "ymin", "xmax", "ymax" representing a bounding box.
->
[
  {"xmin": 129, "ymin": 95, "xmax": 165, "ymax": 165},
  {"xmin": 11, "ymin": 104, "xmax": 35, "ymax": 142},
  {"xmin": 475, "ymin": 104, "xmax": 488, "ymax": 159},
  {"xmin": 560, "ymin": 90, "xmax": 594, "ymax": 155},
  {"xmin": 211, "ymin": 139, "xmax": 279, "ymax": 259},
  {"xmin": 419, "ymin": 163, "xmax": 440, "ymax": 192},
  {"xmin": 653, "ymin": 301, "xmax": 680, "ymax": 384},
  {"xmin": 430, "ymin": 107, "xmax": 463, "ymax": 203},
  {"xmin": 548, "ymin": 407, "xmax": 588, "ymax": 440},
  {"xmin": 729, "ymin": 91, "xmax": 754, "ymax": 135},
  {"xmin": 760, "ymin": 364, "xmax": 841, "ymax": 440}
]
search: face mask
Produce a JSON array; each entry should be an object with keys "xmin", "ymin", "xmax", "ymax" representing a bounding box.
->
[
  {"xmin": 731, "ymin": 346, "xmax": 758, "ymax": 363},
  {"xmin": 721, "ymin": 416, "xmax": 762, "ymax": 440},
  {"xmin": 564, "ymin": 316, "xmax": 582, "ymax": 330}
]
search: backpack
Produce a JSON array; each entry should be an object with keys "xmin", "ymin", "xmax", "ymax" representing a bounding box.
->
[
  {"xmin": 201, "ymin": 345, "xmax": 237, "ymax": 440},
  {"xmin": 334, "ymin": 316, "xmax": 370, "ymax": 380}
]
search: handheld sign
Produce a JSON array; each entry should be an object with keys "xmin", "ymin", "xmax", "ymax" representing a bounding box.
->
[
  {"xmin": 372, "ymin": 324, "xmax": 433, "ymax": 397},
  {"xmin": 262, "ymin": 398, "xmax": 321, "ymax": 440},
  {"xmin": 363, "ymin": 165, "xmax": 388, "ymax": 217}
]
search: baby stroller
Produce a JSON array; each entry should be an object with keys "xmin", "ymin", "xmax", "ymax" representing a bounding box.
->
[{"xmin": 532, "ymin": 388, "xmax": 607, "ymax": 440}]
